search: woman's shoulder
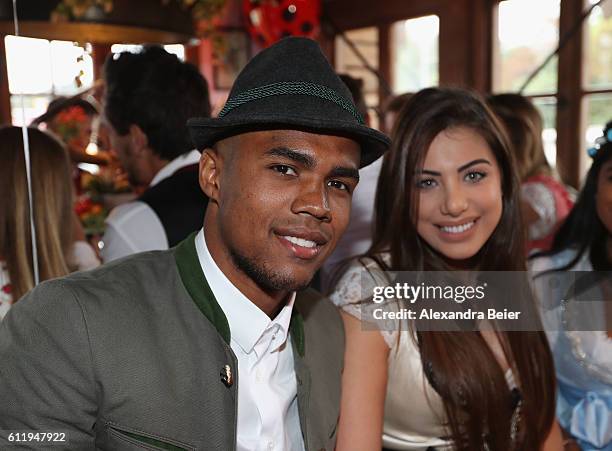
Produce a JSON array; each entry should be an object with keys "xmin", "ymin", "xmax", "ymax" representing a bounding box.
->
[{"xmin": 327, "ymin": 254, "xmax": 387, "ymax": 308}]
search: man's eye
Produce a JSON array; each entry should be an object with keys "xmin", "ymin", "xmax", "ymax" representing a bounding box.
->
[
  {"xmin": 272, "ymin": 165, "xmax": 297, "ymax": 176},
  {"xmin": 328, "ymin": 180, "xmax": 349, "ymax": 191},
  {"xmin": 416, "ymin": 178, "xmax": 437, "ymax": 189},
  {"xmin": 465, "ymin": 171, "xmax": 486, "ymax": 183}
]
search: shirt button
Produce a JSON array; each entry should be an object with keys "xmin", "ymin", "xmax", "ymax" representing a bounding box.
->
[
  {"xmin": 267, "ymin": 442, "xmax": 274, "ymax": 450},
  {"xmin": 255, "ymin": 369, "xmax": 262, "ymax": 383}
]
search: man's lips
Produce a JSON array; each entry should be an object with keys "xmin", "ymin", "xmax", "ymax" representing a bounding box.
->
[{"xmin": 274, "ymin": 227, "xmax": 329, "ymax": 260}]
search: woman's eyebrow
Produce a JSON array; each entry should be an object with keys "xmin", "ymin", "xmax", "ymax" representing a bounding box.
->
[
  {"xmin": 457, "ymin": 159, "xmax": 491, "ymax": 172},
  {"xmin": 415, "ymin": 159, "xmax": 492, "ymax": 176}
]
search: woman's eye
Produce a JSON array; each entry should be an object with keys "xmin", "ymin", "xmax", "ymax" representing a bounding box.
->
[
  {"xmin": 272, "ymin": 165, "xmax": 297, "ymax": 176},
  {"xmin": 417, "ymin": 178, "xmax": 437, "ymax": 189},
  {"xmin": 328, "ymin": 180, "xmax": 349, "ymax": 191},
  {"xmin": 465, "ymin": 171, "xmax": 486, "ymax": 183}
]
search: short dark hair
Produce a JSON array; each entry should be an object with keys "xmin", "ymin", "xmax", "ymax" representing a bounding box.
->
[{"xmin": 104, "ymin": 45, "xmax": 211, "ymax": 161}]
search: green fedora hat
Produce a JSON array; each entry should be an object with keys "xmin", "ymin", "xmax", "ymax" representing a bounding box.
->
[{"xmin": 188, "ymin": 37, "xmax": 390, "ymax": 168}]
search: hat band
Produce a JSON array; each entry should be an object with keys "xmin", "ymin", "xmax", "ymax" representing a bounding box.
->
[{"xmin": 218, "ymin": 81, "xmax": 364, "ymax": 125}]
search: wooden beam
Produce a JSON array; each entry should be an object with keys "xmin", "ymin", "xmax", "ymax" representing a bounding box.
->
[
  {"xmin": 555, "ymin": 0, "xmax": 583, "ymax": 188},
  {"xmin": 324, "ymin": 0, "xmax": 446, "ymax": 31}
]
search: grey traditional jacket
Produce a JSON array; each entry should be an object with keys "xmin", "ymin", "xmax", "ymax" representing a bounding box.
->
[{"xmin": 0, "ymin": 234, "xmax": 344, "ymax": 450}]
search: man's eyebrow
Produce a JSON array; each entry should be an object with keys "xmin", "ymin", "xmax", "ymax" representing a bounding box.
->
[
  {"xmin": 457, "ymin": 159, "xmax": 492, "ymax": 172},
  {"xmin": 330, "ymin": 166, "xmax": 360, "ymax": 182},
  {"xmin": 264, "ymin": 147, "xmax": 315, "ymax": 168}
]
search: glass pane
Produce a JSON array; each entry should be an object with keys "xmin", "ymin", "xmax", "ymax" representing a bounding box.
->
[
  {"xmin": 582, "ymin": 92, "xmax": 612, "ymax": 178},
  {"xmin": 110, "ymin": 43, "xmax": 186, "ymax": 61},
  {"xmin": 391, "ymin": 15, "xmax": 439, "ymax": 93},
  {"xmin": 4, "ymin": 36, "xmax": 53, "ymax": 95},
  {"xmin": 531, "ymin": 96, "xmax": 557, "ymax": 167},
  {"xmin": 50, "ymin": 41, "xmax": 94, "ymax": 96},
  {"xmin": 584, "ymin": 0, "xmax": 612, "ymax": 90},
  {"xmin": 495, "ymin": 0, "xmax": 560, "ymax": 95},
  {"xmin": 10, "ymin": 95, "xmax": 52, "ymax": 127},
  {"xmin": 335, "ymin": 27, "xmax": 379, "ymax": 128}
]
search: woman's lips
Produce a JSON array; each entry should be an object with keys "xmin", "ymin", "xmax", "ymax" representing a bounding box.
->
[{"xmin": 436, "ymin": 219, "xmax": 478, "ymax": 241}]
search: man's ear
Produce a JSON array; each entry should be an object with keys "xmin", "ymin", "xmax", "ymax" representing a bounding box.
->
[
  {"xmin": 199, "ymin": 148, "xmax": 222, "ymax": 202},
  {"xmin": 128, "ymin": 124, "xmax": 148, "ymax": 155}
]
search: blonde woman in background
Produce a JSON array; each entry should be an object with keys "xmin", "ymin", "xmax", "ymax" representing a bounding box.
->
[
  {"xmin": 0, "ymin": 126, "xmax": 99, "ymax": 319},
  {"xmin": 487, "ymin": 93, "xmax": 574, "ymax": 254}
]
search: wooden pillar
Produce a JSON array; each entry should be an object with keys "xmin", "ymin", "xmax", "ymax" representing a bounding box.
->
[
  {"xmin": 469, "ymin": 0, "xmax": 495, "ymax": 93},
  {"xmin": 91, "ymin": 43, "xmax": 111, "ymax": 81},
  {"xmin": 185, "ymin": 42, "xmax": 200, "ymax": 67},
  {"xmin": 378, "ymin": 23, "xmax": 391, "ymax": 130},
  {"xmin": 555, "ymin": 0, "xmax": 583, "ymax": 188},
  {"xmin": 0, "ymin": 35, "xmax": 11, "ymax": 125}
]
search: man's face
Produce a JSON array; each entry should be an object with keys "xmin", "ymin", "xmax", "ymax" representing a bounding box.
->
[
  {"xmin": 105, "ymin": 119, "xmax": 142, "ymax": 186},
  {"xmin": 204, "ymin": 130, "xmax": 361, "ymax": 293}
]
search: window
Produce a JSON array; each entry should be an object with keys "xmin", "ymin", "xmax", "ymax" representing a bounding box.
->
[
  {"xmin": 582, "ymin": 0, "xmax": 612, "ymax": 171},
  {"xmin": 110, "ymin": 43, "xmax": 185, "ymax": 60},
  {"xmin": 391, "ymin": 15, "xmax": 439, "ymax": 93},
  {"xmin": 5, "ymin": 36, "xmax": 94, "ymax": 126},
  {"xmin": 335, "ymin": 27, "xmax": 379, "ymax": 128},
  {"xmin": 494, "ymin": 0, "xmax": 561, "ymax": 167}
]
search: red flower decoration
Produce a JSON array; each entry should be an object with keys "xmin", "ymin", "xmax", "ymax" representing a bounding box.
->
[{"xmin": 1, "ymin": 283, "xmax": 11, "ymax": 294}]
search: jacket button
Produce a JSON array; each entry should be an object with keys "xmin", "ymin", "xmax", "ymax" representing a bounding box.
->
[{"xmin": 220, "ymin": 364, "xmax": 233, "ymax": 387}]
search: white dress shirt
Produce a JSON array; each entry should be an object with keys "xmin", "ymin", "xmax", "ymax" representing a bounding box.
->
[
  {"xmin": 194, "ymin": 230, "xmax": 305, "ymax": 451},
  {"xmin": 101, "ymin": 150, "xmax": 201, "ymax": 262}
]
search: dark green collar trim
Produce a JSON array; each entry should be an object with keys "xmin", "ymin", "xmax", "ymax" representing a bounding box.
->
[
  {"xmin": 290, "ymin": 309, "xmax": 305, "ymax": 358},
  {"xmin": 174, "ymin": 232, "xmax": 305, "ymax": 356},
  {"xmin": 175, "ymin": 232, "xmax": 231, "ymax": 344}
]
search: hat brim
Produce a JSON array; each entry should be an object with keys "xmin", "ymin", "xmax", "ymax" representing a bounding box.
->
[{"xmin": 188, "ymin": 114, "xmax": 390, "ymax": 168}]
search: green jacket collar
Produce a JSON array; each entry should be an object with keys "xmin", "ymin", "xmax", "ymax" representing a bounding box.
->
[{"xmin": 174, "ymin": 232, "xmax": 305, "ymax": 357}]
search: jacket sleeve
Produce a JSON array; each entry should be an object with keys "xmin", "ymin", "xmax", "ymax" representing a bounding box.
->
[{"xmin": 0, "ymin": 279, "xmax": 98, "ymax": 449}]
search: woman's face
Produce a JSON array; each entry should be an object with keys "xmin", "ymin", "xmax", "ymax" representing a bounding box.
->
[
  {"xmin": 596, "ymin": 158, "xmax": 612, "ymax": 235},
  {"xmin": 415, "ymin": 127, "xmax": 504, "ymax": 262}
]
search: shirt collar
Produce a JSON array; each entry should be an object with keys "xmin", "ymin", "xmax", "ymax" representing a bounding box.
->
[
  {"xmin": 150, "ymin": 149, "xmax": 200, "ymax": 187},
  {"xmin": 194, "ymin": 229, "xmax": 296, "ymax": 355}
]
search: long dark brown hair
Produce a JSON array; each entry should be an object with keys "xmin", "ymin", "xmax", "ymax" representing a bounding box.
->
[{"xmin": 369, "ymin": 88, "xmax": 556, "ymax": 450}]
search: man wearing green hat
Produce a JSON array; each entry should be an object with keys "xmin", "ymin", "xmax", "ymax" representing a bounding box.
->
[{"xmin": 0, "ymin": 37, "xmax": 389, "ymax": 450}]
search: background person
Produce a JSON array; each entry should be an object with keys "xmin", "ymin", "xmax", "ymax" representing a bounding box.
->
[
  {"xmin": 488, "ymin": 93, "xmax": 574, "ymax": 254},
  {"xmin": 101, "ymin": 45, "xmax": 211, "ymax": 262},
  {"xmin": 531, "ymin": 121, "xmax": 612, "ymax": 451},
  {"xmin": 0, "ymin": 126, "xmax": 99, "ymax": 319}
]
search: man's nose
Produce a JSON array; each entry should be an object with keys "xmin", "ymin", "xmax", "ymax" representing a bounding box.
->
[{"xmin": 292, "ymin": 181, "xmax": 332, "ymax": 222}]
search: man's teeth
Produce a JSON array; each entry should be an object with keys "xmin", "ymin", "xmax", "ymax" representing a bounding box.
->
[
  {"xmin": 284, "ymin": 236, "xmax": 317, "ymax": 248},
  {"xmin": 440, "ymin": 221, "xmax": 475, "ymax": 234}
]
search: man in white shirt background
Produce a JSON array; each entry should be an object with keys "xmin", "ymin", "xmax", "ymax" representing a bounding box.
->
[{"xmin": 101, "ymin": 45, "xmax": 211, "ymax": 262}]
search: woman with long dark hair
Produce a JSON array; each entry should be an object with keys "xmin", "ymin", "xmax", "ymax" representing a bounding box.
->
[
  {"xmin": 531, "ymin": 121, "xmax": 612, "ymax": 451},
  {"xmin": 329, "ymin": 88, "xmax": 560, "ymax": 450}
]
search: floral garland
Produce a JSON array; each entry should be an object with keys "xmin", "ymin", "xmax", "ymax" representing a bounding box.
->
[
  {"xmin": 52, "ymin": 0, "xmax": 226, "ymax": 24},
  {"xmin": 52, "ymin": 105, "xmax": 90, "ymax": 144}
]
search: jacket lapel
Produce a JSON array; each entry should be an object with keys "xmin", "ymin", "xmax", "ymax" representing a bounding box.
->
[{"xmin": 174, "ymin": 232, "xmax": 231, "ymax": 344}]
